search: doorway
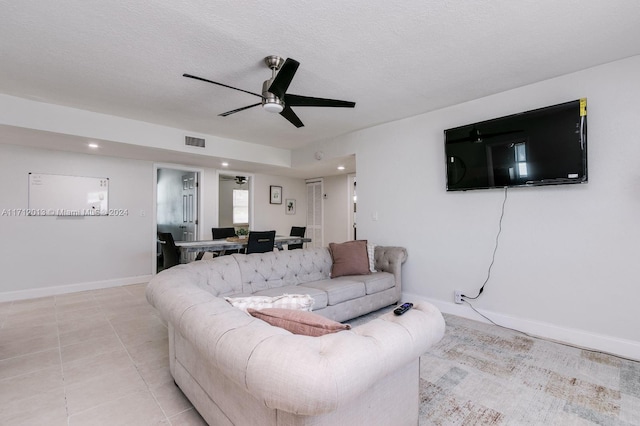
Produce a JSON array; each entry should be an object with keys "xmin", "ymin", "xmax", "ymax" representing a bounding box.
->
[
  {"xmin": 348, "ymin": 174, "xmax": 357, "ymax": 240},
  {"xmin": 156, "ymin": 167, "xmax": 201, "ymax": 270},
  {"xmin": 218, "ymin": 173, "xmax": 252, "ymax": 235}
]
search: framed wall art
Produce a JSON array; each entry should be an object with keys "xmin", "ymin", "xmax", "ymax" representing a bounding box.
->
[
  {"xmin": 286, "ymin": 199, "xmax": 296, "ymax": 215},
  {"xmin": 270, "ymin": 185, "xmax": 282, "ymax": 204}
]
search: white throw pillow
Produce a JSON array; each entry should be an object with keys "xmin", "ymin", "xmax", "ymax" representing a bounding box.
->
[
  {"xmin": 225, "ymin": 294, "xmax": 315, "ymax": 312},
  {"xmin": 367, "ymin": 242, "xmax": 377, "ymax": 272}
]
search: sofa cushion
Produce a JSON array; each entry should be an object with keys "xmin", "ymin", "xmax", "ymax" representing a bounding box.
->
[
  {"xmin": 247, "ymin": 308, "xmax": 351, "ymax": 337},
  {"xmin": 303, "ymin": 279, "xmax": 366, "ymax": 306},
  {"xmin": 329, "ymin": 240, "xmax": 371, "ymax": 278},
  {"xmin": 333, "ymin": 272, "xmax": 395, "ymax": 295},
  {"xmin": 251, "ymin": 285, "xmax": 329, "ymax": 310},
  {"xmin": 225, "ymin": 294, "xmax": 314, "ymax": 312}
]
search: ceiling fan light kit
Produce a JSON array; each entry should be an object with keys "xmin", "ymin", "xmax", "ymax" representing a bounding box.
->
[
  {"xmin": 183, "ymin": 55, "xmax": 355, "ymax": 128},
  {"xmin": 262, "ymin": 101, "xmax": 284, "ymax": 113}
]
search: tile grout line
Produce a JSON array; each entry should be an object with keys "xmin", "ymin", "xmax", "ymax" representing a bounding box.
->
[
  {"xmin": 98, "ymin": 288, "xmax": 174, "ymax": 425},
  {"xmin": 0, "ymin": 299, "xmax": 59, "ymax": 383},
  {"xmin": 59, "ymin": 291, "xmax": 128, "ymax": 424},
  {"xmin": 123, "ymin": 283, "xmax": 180, "ymax": 425},
  {"xmin": 53, "ymin": 294, "xmax": 72, "ymax": 426},
  {"xmin": 61, "ymin": 290, "xmax": 150, "ymax": 423},
  {"xmin": 1, "ymin": 285, "xmax": 196, "ymax": 425}
]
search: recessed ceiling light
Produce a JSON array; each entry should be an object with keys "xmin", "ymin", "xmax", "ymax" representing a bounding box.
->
[
  {"xmin": 221, "ymin": 162, "xmax": 229, "ymax": 167},
  {"xmin": 88, "ymin": 143, "xmax": 99, "ymax": 149},
  {"xmin": 337, "ymin": 166, "xmax": 345, "ymax": 170}
]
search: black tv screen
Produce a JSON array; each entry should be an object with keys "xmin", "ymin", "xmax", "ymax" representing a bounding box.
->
[{"xmin": 444, "ymin": 99, "xmax": 587, "ymax": 191}]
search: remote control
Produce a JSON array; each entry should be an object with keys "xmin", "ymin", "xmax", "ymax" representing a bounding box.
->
[{"xmin": 394, "ymin": 302, "xmax": 413, "ymax": 315}]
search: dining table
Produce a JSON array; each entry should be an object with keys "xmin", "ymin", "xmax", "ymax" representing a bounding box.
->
[{"xmin": 173, "ymin": 236, "xmax": 312, "ymax": 263}]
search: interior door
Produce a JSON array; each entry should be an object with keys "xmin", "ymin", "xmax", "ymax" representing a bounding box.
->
[
  {"xmin": 156, "ymin": 168, "xmax": 199, "ymax": 266},
  {"xmin": 306, "ymin": 179, "xmax": 323, "ymax": 248},
  {"xmin": 181, "ymin": 173, "xmax": 197, "ymax": 242},
  {"xmin": 348, "ymin": 174, "xmax": 357, "ymax": 241}
]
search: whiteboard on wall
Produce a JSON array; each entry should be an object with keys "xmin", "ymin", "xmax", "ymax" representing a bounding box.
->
[{"xmin": 28, "ymin": 173, "xmax": 109, "ymax": 216}]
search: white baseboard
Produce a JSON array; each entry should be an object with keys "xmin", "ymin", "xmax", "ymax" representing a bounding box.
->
[
  {"xmin": 403, "ymin": 292, "xmax": 640, "ymax": 362},
  {"xmin": 0, "ymin": 275, "xmax": 153, "ymax": 302}
]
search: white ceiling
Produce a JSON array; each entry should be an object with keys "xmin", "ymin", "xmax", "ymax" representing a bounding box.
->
[{"xmin": 1, "ymin": 1, "xmax": 639, "ymax": 175}]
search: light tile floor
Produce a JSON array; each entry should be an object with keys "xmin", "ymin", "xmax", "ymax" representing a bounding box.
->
[{"xmin": 0, "ymin": 283, "xmax": 207, "ymax": 426}]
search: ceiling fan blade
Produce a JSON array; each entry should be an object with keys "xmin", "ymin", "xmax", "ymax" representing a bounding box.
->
[
  {"xmin": 183, "ymin": 73, "xmax": 263, "ymax": 98},
  {"xmin": 285, "ymin": 94, "xmax": 355, "ymax": 108},
  {"xmin": 268, "ymin": 58, "xmax": 300, "ymax": 98},
  {"xmin": 280, "ymin": 105, "xmax": 304, "ymax": 128},
  {"xmin": 219, "ymin": 103, "xmax": 262, "ymax": 117}
]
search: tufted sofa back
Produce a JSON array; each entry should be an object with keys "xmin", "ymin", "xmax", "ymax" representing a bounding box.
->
[
  {"xmin": 150, "ymin": 246, "xmax": 407, "ymax": 302},
  {"xmin": 154, "ymin": 253, "xmax": 243, "ymax": 297},
  {"xmin": 232, "ymin": 247, "xmax": 332, "ymax": 294}
]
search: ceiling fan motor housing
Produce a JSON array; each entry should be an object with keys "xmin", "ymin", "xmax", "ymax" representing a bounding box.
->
[{"xmin": 262, "ymin": 79, "xmax": 284, "ymax": 113}]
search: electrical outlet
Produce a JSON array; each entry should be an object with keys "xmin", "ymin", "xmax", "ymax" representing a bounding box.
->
[{"xmin": 454, "ymin": 291, "xmax": 464, "ymax": 304}]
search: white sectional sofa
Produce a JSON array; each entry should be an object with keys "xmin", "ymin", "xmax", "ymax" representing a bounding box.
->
[{"xmin": 146, "ymin": 246, "xmax": 445, "ymax": 425}]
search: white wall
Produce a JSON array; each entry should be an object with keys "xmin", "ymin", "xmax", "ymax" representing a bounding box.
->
[
  {"xmin": 215, "ymin": 174, "xmax": 308, "ymax": 236},
  {"xmin": 0, "ymin": 144, "xmax": 155, "ymax": 298},
  {"xmin": 218, "ymin": 179, "xmax": 234, "ymax": 228},
  {"xmin": 303, "ymin": 55, "xmax": 640, "ymax": 358},
  {"xmin": 198, "ymin": 167, "xmax": 219, "ymax": 240},
  {"xmin": 0, "ymin": 144, "xmax": 309, "ymax": 300},
  {"xmin": 251, "ymin": 173, "xmax": 307, "ymax": 236}
]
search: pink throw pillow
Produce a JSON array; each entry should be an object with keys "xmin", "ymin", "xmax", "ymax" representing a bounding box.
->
[
  {"xmin": 329, "ymin": 240, "xmax": 371, "ymax": 278},
  {"xmin": 248, "ymin": 308, "xmax": 351, "ymax": 337}
]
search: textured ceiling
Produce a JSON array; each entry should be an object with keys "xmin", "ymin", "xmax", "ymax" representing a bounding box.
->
[{"xmin": 1, "ymin": 1, "xmax": 640, "ymax": 155}]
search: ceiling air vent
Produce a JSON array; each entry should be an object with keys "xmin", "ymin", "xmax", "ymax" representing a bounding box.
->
[{"xmin": 185, "ymin": 136, "xmax": 205, "ymax": 148}]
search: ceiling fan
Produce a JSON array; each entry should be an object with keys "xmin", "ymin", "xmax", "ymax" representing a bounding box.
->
[{"xmin": 183, "ymin": 56, "xmax": 356, "ymax": 128}]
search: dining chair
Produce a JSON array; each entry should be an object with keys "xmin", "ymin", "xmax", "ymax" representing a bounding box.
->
[
  {"xmin": 212, "ymin": 227, "xmax": 237, "ymax": 239},
  {"xmin": 246, "ymin": 230, "xmax": 276, "ymax": 254},
  {"xmin": 212, "ymin": 227, "xmax": 239, "ymax": 255},
  {"xmin": 157, "ymin": 232, "xmax": 180, "ymax": 269},
  {"xmin": 287, "ymin": 226, "xmax": 306, "ymax": 250}
]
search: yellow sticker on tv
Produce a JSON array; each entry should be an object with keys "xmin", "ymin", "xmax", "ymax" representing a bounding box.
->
[{"xmin": 580, "ymin": 98, "xmax": 587, "ymax": 116}]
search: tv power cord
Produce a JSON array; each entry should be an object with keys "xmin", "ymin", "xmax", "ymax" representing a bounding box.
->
[
  {"xmin": 459, "ymin": 186, "xmax": 508, "ymax": 303},
  {"xmin": 455, "ymin": 187, "xmax": 636, "ymax": 362}
]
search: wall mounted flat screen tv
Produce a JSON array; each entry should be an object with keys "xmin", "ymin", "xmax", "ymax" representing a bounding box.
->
[{"xmin": 444, "ymin": 99, "xmax": 587, "ymax": 191}]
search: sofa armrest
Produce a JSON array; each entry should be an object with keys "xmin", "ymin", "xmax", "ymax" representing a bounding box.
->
[
  {"xmin": 374, "ymin": 246, "xmax": 408, "ymax": 294},
  {"xmin": 243, "ymin": 301, "xmax": 445, "ymax": 414},
  {"xmin": 145, "ymin": 266, "xmax": 219, "ymax": 327}
]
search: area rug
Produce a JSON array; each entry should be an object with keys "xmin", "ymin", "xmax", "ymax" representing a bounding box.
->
[{"xmin": 349, "ymin": 308, "xmax": 640, "ymax": 425}]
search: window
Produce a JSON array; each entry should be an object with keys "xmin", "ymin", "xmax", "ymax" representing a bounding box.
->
[
  {"xmin": 233, "ymin": 189, "xmax": 249, "ymax": 224},
  {"xmin": 514, "ymin": 142, "xmax": 528, "ymax": 178}
]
